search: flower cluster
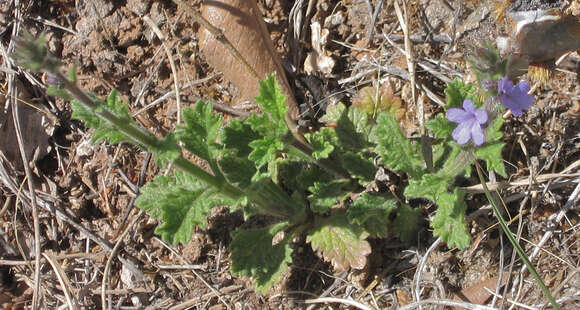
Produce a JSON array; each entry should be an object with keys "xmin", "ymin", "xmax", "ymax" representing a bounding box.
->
[{"xmin": 447, "ymin": 77, "xmax": 534, "ymax": 146}]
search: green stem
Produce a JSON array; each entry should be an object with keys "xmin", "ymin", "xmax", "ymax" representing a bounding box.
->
[
  {"xmin": 54, "ymin": 71, "xmax": 245, "ymax": 201},
  {"xmin": 474, "ymin": 160, "xmax": 560, "ymax": 310},
  {"xmin": 285, "ymin": 141, "xmax": 351, "ymax": 180}
]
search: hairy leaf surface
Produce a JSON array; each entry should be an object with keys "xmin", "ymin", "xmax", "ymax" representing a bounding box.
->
[
  {"xmin": 371, "ymin": 113, "xmax": 424, "ymax": 178},
  {"xmin": 178, "ymin": 101, "xmax": 222, "ymax": 163},
  {"xmin": 431, "ymin": 189, "xmax": 470, "ymax": 249},
  {"xmin": 71, "ymin": 90, "xmax": 136, "ymax": 144},
  {"xmin": 307, "ymin": 214, "xmax": 371, "ymax": 271},
  {"xmin": 136, "ymin": 171, "xmax": 232, "ymax": 244},
  {"xmin": 347, "ymin": 193, "xmax": 397, "ymax": 238},
  {"xmin": 231, "ymin": 223, "xmax": 292, "ymax": 293}
]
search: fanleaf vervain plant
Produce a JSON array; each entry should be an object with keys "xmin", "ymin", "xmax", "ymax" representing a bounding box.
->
[{"xmin": 13, "ymin": 34, "xmax": 560, "ymax": 307}]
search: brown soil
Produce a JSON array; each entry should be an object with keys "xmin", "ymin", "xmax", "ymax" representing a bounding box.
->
[{"xmin": 1, "ymin": 0, "xmax": 579, "ymax": 309}]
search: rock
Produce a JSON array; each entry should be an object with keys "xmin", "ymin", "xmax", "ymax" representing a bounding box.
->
[{"xmin": 125, "ymin": 0, "xmax": 152, "ymax": 16}]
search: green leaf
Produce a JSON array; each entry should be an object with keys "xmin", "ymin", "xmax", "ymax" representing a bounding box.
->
[
  {"xmin": 347, "ymin": 193, "xmax": 397, "ymax": 238},
  {"xmin": 295, "ymin": 164, "xmax": 333, "ymax": 191},
  {"xmin": 248, "ymin": 137, "xmax": 284, "ymax": 180},
  {"xmin": 222, "ymin": 119, "xmax": 262, "ymax": 157},
  {"xmin": 320, "ymin": 102, "xmax": 346, "ymax": 123},
  {"xmin": 308, "ymin": 179, "xmax": 352, "ymax": 213},
  {"xmin": 335, "ymin": 106, "xmax": 371, "ymax": 151},
  {"xmin": 370, "ymin": 113, "xmax": 424, "ymax": 178},
  {"xmin": 154, "ymin": 132, "xmax": 181, "ymax": 163},
  {"xmin": 305, "ymin": 128, "xmax": 337, "ymax": 160},
  {"xmin": 405, "ymin": 173, "xmax": 453, "ymax": 202},
  {"xmin": 71, "ymin": 89, "xmax": 136, "ymax": 145},
  {"xmin": 393, "ymin": 204, "xmax": 422, "ymax": 244},
  {"xmin": 136, "ymin": 171, "xmax": 233, "ymax": 244},
  {"xmin": 426, "ymin": 114, "xmax": 455, "ymax": 140},
  {"xmin": 307, "ymin": 214, "xmax": 371, "ymax": 271},
  {"xmin": 485, "ymin": 116, "xmax": 504, "ymax": 143},
  {"xmin": 177, "ymin": 101, "xmax": 222, "ymax": 163},
  {"xmin": 444, "ymin": 78, "xmax": 477, "ymax": 109},
  {"xmin": 431, "ymin": 189, "xmax": 470, "ymax": 249},
  {"xmin": 340, "ymin": 152, "xmax": 376, "ymax": 186},
  {"xmin": 230, "ymin": 223, "xmax": 292, "ymax": 293},
  {"xmin": 218, "ymin": 149, "xmax": 256, "ymax": 189},
  {"xmin": 256, "ymin": 75, "xmax": 288, "ymax": 123},
  {"xmin": 475, "ymin": 142, "xmax": 507, "ymax": 178}
]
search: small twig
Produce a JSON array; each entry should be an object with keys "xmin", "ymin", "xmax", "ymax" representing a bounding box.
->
[
  {"xmin": 398, "ymin": 298, "xmax": 498, "ymax": 310},
  {"xmin": 303, "ymin": 297, "xmax": 374, "ymax": 310},
  {"xmin": 154, "ymin": 237, "xmax": 232, "ymax": 310},
  {"xmin": 365, "ymin": 0, "xmax": 384, "ymax": 46},
  {"xmin": 101, "ymin": 211, "xmax": 143, "ymax": 310},
  {"xmin": 143, "ymin": 15, "xmax": 182, "ymax": 124},
  {"xmin": 413, "ymin": 237, "xmax": 441, "ymax": 308},
  {"xmin": 42, "ymin": 252, "xmax": 78, "ymax": 310}
]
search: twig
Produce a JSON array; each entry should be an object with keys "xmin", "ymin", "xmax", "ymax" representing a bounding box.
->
[
  {"xmin": 154, "ymin": 237, "xmax": 232, "ymax": 310},
  {"xmin": 143, "ymin": 15, "xmax": 182, "ymax": 124},
  {"xmin": 101, "ymin": 211, "xmax": 143, "ymax": 310},
  {"xmin": 413, "ymin": 237, "xmax": 441, "ymax": 308},
  {"xmin": 303, "ymin": 297, "xmax": 374, "ymax": 310},
  {"xmin": 365, "ymin": 0, "xmax": 384, "ymax": 46},
  {"xmin": 43, "ymin": 252, "xmax": 78, "ymax": 310},
  {"xmin": 398, "ymin": 298, "xmax": 498, "ymax": 310},
  {"xmin": 131, "ymin": 74, "xmax": 220, "ymax": 117}
]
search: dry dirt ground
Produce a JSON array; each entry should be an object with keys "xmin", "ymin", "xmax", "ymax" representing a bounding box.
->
[{"xmin": 0, "ymin": 0, "xmax": 579, "ymax": 309}]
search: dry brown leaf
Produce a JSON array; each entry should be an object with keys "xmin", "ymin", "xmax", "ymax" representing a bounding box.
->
[
  {"xmin": 0, "ymin": 80, "xmax": 54, "ymax": 172},
  {"xmin": 199, "ymin": 0, "xmax": 298, "ymax": 120},
  {"xmin": 452, "ymin": 275, "xmax": 509, "ymax": 309}
]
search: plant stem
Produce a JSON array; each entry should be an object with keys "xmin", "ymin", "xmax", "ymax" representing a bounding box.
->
[
  {"xmin": 286, "ymin": 141, "xmax": 351, "ymax": 180},
  {"xmin": 474, "ymin": 161, "xmax": 561, "ymax": 310},
  {"xmin": 54, "ymin": 72, "xmax": 245, "ymax": 201}
]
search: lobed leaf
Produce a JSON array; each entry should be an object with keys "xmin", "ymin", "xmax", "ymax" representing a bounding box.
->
[
  {"xmin": 405, "ymin": 173, "xmax": 453, "ymax": 202},
  {"xmin": 393, "ymin": 204, "xmax": 422, "ymax": 244},
  {"xmin": 136, "ymin": 171, "xmax": 233, "ymax": 245},
  {"xmin": 430, "ymin": 189, "xmax": 470, "ymax": 249},
  {"xmin": 177, "ymin": 101, "xmax": 222, "ymax": 163},
  {"xmin": 444, "ymin": 78, "xmax": 478, "ymax": 109},
  {"xmin": 347, "ymin": 193, "xmax": 397, "ymax": 238},
  {"xmin": 307, "ymin": 214, "xmax": 371, "ymax": 271},
  {"xmin": 426, "ymin": 114, "xmax": 455, "ymax": 140},
  {"xmin": 307, "ymin": 179, "xmax": 352, "ymax": 213},
  {"xmin": 474, "ymin": 142, "xmax": 507, "ymax": 178},
  {"xmin": 370, "ymin": 113, "xmax": 424, "ymax": 178},
  {"xmin": 230, "ymin": 223, "xmax": 292, "ymax": 293},
  {"xmin": 340, "ymin": 152, "xmax": 376, "ymax": 186},
  {"xmin": 71, "ymin": 90, "xmax": 137, "ymax": 145}
]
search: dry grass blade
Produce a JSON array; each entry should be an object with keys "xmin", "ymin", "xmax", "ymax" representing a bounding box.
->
[
  {"xmin": 143, "ymin": 15, "xmax": 182, "ymax": 124},
  {"xmin": 101, "ymin": 211, "xmax": 143, "ymax": 310},
  {"xmin": 303, "ymin": 297, "xmax": 374, "ymax": 310},
  {"xmin": 42, "ymin": 252, "xmax": 78, "ymax": 310}
]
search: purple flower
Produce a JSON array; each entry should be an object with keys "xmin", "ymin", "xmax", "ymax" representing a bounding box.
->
[
  {"xmin": 497, "ymin": 77, "xmax": 533, "ymax": 116},
  {"xmin": 447, "ymin": 99, "xmax": 488, "ymax": 146}
]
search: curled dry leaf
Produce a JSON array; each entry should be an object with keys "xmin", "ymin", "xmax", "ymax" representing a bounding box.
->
[
  {"xmin": 0, "ymin": 80, "xmax": 54, "ymax": 172},
  {"xmin": 304, "ymin": 21, "xmax": 335, "ymax": 76},
  {"xmin": 199, "ymin": 0, "xmax": 298, "ymax": 120}
]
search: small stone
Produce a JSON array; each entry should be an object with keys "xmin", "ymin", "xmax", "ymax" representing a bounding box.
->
[{"xmin": 125, "ymin": 0, "xmax": 152, "ymax": 16}]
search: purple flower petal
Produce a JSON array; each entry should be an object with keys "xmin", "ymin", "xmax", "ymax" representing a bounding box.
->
[
  {"xmin": 471, "ymin": 122, "xmax": 485, "ymax": 146},
  {"xmin": 462, "ymin": 99, "xmax": 476, "ymax": 113},
  {"xmin": 447, "ymin": 99, "xmax": 489, "ymax": 146},
  {"xmin": 447, "ymin": 108, "xmax": 472, "ymax": 123},
  {"xmin": 452, "ymin": 121, "xmax": 472, "ymax": 145},
  {"xmin": 474, "ymin": 109, "xmax": 488, "ymax": 124},
  {"xmin": 498, "ymin": 77, "xmax": 534, "ymax": 117}
]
